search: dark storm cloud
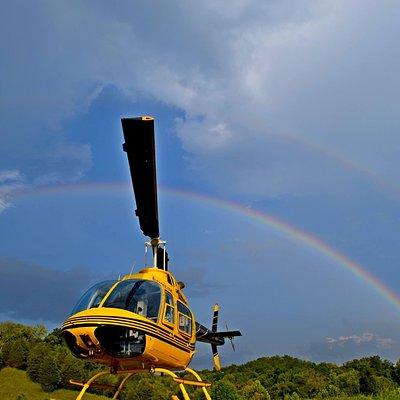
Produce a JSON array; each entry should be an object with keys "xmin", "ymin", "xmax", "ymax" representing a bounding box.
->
[{"xmin": 0, "ymin": 257, "xmax": 91, "ymax": 323}]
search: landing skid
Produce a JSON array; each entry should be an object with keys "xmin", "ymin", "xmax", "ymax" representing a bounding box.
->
[{"xmin": 70, "ymin": 367, "xmax": 212, "ymax": 400}]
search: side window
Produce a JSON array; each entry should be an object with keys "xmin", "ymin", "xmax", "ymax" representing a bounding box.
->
[
  {"xmin": 164, "ymin": 291, "xmax": 175, "ymax": 325},
  {"xmin": 177, "ymin": 301, "xmax": 192, "ymax": 335}
]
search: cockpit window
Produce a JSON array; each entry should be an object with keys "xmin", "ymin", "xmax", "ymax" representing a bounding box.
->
[
  {"xmin": 103, "ymin": 279, "xmax": 161, "ymax": 322},
  {"xmin": 164, "ymin": 291, "xmax": 175, "ymax": 325},
  {"xmin": 71, "ymin": 280, "xmax": 116, "ymax": 315}
]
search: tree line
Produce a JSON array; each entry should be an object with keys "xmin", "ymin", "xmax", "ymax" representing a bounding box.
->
[{"xmin": 1, "ymin": 321, "xmax": 400, "ymax": 399}]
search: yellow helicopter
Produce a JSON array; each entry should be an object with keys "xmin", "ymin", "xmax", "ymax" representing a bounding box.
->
[{"xmin": 61, "ymin": 116, "xmax": 241, "ymax": 400}]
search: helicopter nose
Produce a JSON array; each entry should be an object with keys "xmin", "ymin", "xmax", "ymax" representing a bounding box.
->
[{"xmin": 94, "ymin": 325, "xmax": 146, "ymax": 358}]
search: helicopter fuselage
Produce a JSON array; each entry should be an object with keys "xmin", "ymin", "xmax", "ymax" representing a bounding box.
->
[{"xmin": 62, "ymin": 268, "xmax": 196, "ymax": 371}]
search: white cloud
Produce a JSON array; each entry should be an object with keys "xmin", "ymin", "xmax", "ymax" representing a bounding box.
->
[
  {"xmin": 377, "ymin": 338, "xmax": 394, "ymax": 349},
  {"xmin": 0, "ymin": 170, "xmax": 25, "ymax": 213},
  {"xmin": 2, "ymin": 0, "xmax": 399, "ymax": 198},
  {"xmin": 326, "ymin": 332, "xmax": 394, "ymax": 349},
  {"xmin": 0, "ymin": 170, "xmax": 22, "ymax": 184},
  {"xmin": 307, "ymin": 331, "xmax": 398, "ymax": 362}
]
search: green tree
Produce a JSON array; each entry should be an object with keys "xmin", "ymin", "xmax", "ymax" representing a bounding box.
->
[
  {"xmin": 125, "ymin": 380, "xmax": 154, "ymax": 399},
  {"xmin": 334, "ymin": 369, "xmax": 360, "ymax": 395},
  {"xmin": 27, "ymin": 343, "xmax": 48, "ymax": 383},
  {"xmin": 359, "ymin": 369, "xmax": 377, "ymax": 395},
  {"xmin": 211, "ymin": 380, "xmax": 239, "ymax": 400},
  {"xmin": 38, "ymin": 351, "xmax": 61, "ymax": 392},
  {"xmin": 242, "ymin": 380, "xmax": 270, "ymax": 400},
  {"xmin": 375, "ymin": 375, "xmax": 396, "ymax": 393},
  {"xmin": 7, "ymin": 338, "xmax": 30, "ymax": 369},
  {"xmin": 290, "ymin": 392, "xmax": 300, "ymax": 400},
  {"xmin": 0, "ymin": 322, "xmax": 46, "ymax": 370},
  {"xmin": 44, "ymin": 328, "xmax": 64, "ymax": 346},
  {"xmin": 27, "ymin": 342, "xmax": 61, "ymax": 391}
]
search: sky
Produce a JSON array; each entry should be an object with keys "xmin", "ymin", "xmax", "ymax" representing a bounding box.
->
[{"xmin": 1, "ymin": 0, "xmax": 400, "ymax": 368}]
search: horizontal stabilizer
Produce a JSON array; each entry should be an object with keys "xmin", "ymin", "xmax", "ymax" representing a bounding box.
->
[
  {"xmin": 211, "ymin": 331, "xmax": 242, "ymax": 339},
  {"xmin": 196, "ymin": 321, "xmax": 242, "ymax": 346}
]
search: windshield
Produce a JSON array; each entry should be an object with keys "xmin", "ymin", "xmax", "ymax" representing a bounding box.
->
[
  {"xmin": 103, "ymin": 279, "xmax": 162, "ymax": 322},
  {"xmin": 71, "ymin": 280, "xmax": 116, "ymax": 315}
]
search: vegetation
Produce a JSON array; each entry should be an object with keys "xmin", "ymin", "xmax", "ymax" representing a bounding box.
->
[
  {"xmin": 1, "ymin": 321, "xmax": 400, "ymax": 399},
  {"xmin": 0, "ymin": 367, "xmax": 108, "ymax": 400}
]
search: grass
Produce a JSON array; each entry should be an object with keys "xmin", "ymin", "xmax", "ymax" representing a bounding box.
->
[{"xmin": 0, "ymin": 367, "xmax": 110, "ymax": 400}]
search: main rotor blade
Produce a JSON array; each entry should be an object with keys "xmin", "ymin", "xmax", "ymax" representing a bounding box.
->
[{"xmin": 122, "ymin": 116, "xmax": 159, "ymax": 239}]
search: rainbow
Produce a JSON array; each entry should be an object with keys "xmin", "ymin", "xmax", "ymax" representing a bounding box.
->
[
  {"xmin": 11, "ymin": 181, "xmax": 400, "ymax": 311},
  {"xmin": 273, "ymin": 129, "xmax": 400, "ymax": 199}
]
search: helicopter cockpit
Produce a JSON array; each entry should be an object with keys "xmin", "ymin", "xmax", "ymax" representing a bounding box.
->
[
  {"xmin": 103, "ymin": 279, "xmax": 161, "ymax": 321},
  {"xmin": 70, "ymin": 279, "xmax": 162, "ymax": 322}
]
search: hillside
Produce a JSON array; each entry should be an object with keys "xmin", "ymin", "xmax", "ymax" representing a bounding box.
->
[
  {"xmin": 0, "ymin": 367, "xmax": 109, "ymax": 400},
  {"xmin": 2, "ymin": 321, "xmax": 400, "ymax": 399}
]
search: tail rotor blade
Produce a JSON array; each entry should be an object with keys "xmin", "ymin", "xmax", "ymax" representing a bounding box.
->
[
  {"xmin": 121, "ymin": 116, "xmax": 159, "ymax": 239},
  {"xmin": 211, "ymin": 304, "xmax": 221, "ymax": 370}
]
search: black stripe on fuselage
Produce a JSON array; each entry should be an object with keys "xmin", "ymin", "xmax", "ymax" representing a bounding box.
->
[
  {"xmin": 64, "ymin": 315, "xmax": 193, "ymax": 348},
  {"xmin": 62, "ymin": 316, "xmax": 195, "ymax": 352}
]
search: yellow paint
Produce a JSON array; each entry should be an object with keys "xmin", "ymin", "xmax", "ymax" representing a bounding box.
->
[{"xmin": 62, "ymin": 267, "xmax": 196, "ymax": 372}]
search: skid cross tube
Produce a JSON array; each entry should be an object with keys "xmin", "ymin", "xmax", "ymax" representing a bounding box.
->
[
  {"xmin": 154, "ymin": 367, "xmax": 212, "ymax": 400},
  {"xmin": 185, "ymin": 368, "xmax": 212, "ymax": 400},
  {"xmin": 70, "ymin": 367, "xmax": 212, "ymax": 400},
  {"xmin": 154, "ymin": 368, "xmax": 190, "ymax": 400},
  {"xmin": 112, "ymin": 372, "xmax": 135, "ymax": 399},
  {"xmin": 70, "ymin": 370, "xmax": 138, "ymax": 400},
  {"xmin": 71, "ymin": 371, "xmax": 110, "ymax": 400}
]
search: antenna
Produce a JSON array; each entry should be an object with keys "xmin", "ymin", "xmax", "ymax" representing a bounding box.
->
[{"xmin": 129, "ymin": 262, "xmax": 135, "ymax": 275}]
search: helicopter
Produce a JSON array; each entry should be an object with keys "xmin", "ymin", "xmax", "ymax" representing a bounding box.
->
[{"xmin": 61, "ymin": 116, "xmax": 241, "ymax": 400}]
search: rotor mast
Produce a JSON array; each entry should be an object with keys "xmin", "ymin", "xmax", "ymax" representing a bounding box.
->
[{"xmin": 121, "ymin": 116, "xmax": 168, "ymax": 270}]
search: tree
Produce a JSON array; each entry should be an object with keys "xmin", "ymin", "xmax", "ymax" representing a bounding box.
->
[
  {"xmin": 122, "ymin": 375, "xmax": 175, "ymax": 400},
  {"xmin": 359, "ymin": 369, "xmax": 377, "ymax": 395},
  {"xmin": 7, "ymin": 338, "xmax": 30, "ymax": 369},
  {"xmin": 375, "ymin": 375, "xmax": 395, "ymax": 393},
  {"xmin": 334, "ymin": 370, "xmax": 360, "ymax": 395},
  {"xmin": 0, "ymin": 322, "xmax": 46, "ymax": 370},
  {"xmin": 242, "ymin": 380, "xmax": 270, "ymax": 400},
  {"xmin": 27, "ymin": 343, "xmax": 48, "ymax": 383},
  {"xmin": 44, "ymin": 328, "xmax": 64, "ymax": 346},
  {"xmin": 27, "ymin": 342, "xmax": 61, "ymax": 391},
  {"xmin": 211, "ymin": 380, "xmax": 239, "ymax": 400}
]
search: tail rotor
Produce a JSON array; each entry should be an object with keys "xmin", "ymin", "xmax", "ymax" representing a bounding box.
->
[
  {"xmin": 196, "ymin": 304, "xmax": 241, "ymax": 371},
  {"xmin": 211, "ymin": 304, "xmax": 221, "ymax": 371},
  {"xmin": 225, "ymin": 322, "xmax": 236, "ymax": 352}
]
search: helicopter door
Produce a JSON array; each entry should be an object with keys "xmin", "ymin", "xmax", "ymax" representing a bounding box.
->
[{"xmin": 163, "ymin": 290, "xmax": 175, "ymax": 328}]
